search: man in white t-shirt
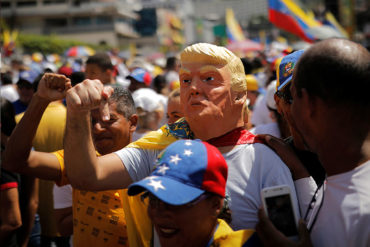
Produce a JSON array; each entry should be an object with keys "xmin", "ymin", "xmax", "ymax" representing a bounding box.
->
[
  {"xmin": 63, "ymin": 43, "xmax": 298, "ymax": 232},
  {"xmin": 256, "ymin": 39, "xmax": 370, "ymax": 247}
]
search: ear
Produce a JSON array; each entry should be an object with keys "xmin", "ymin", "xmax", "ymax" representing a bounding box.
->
[
  {"xmin": 274, "ymin": 94, "xmax": 283, "ymax": 115},
  {"xmin": 210, "ymin": 196, "xmax": 223, "ymax": 217},
  {"xmin": 234, "ymin": 91, "xmax": 247, "ymax": 105},
  {"xmin": 129, "ymin": 114, "xmax": 138, "ymax": 132},
  {"xmin": 300, "ymin": 88, "xmax": 316, "ymax": 118}
]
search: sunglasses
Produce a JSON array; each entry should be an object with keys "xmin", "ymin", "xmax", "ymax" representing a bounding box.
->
[{"xmin": 275, "ymin": 86, "xmax": 293, "ymax": 104}]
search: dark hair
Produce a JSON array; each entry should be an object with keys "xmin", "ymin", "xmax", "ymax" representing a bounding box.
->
[
  {"xmin": 1, "ymin": 73, "xmax": 12, "ymax": 85},
  {"xmin": 240, "ymin": 58, "xmax": 253, "ymax": 75},
  {"xmin": 70, "ymin": 71, "xmax": 85, "ymax": 86},
  {"xmin": 294, "ymin": 39, "xmax": 370, "ymax": 113},
  {"xmin": 86, "ymin": 52, "xmax": 114, "ymax": 71},
  {"xmin": 152, "ymin": 75, "xmax": 166, "ymax": 94},
  {"xmin": 108, "ymin": 85, "xmax": 136, "ymax": 119},
  {"xmin": 1, "ymin": 97, "xmax": 16, "ymax": 137},
  {"xmin": 165, "ymin": 57, "xmax": 179, "ymax": 70}
]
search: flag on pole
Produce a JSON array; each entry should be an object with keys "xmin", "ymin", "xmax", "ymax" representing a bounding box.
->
[
  {"xmin": 268, "ymin": 0, "xmax": 321, "ymax": 42},
  {"xmin": 323, "ymin": 12, "xmax": 349, "ymax": 38},
  {"xmin": 225, "ymin": 8, "xmax": 246, "ymax": 43}
]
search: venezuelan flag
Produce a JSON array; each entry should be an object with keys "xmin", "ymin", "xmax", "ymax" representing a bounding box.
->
[
  {"xmin": 225, "ymin": 8, "xmax": 246, "ymax": 43},
  {"xmin": 268, "ymin": 0, "xmax": 321, "ymax": 42},
  {"xmin": 323, "ymin": 12, "xmax": 349, "ymax": 38}
]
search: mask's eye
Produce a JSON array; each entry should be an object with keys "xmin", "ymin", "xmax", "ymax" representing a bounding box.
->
[
  {"xmin": 181, "ymin": 79, "xmax": 191, "ymax": 84},
  {"xmin": 203, "ymin": 76, "xmax": 214, "ymax": 82}
]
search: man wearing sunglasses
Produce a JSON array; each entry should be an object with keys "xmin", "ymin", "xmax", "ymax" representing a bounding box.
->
[{"xmin": 257, "ymin": 39, "xmax": 370, "ymax": 247}]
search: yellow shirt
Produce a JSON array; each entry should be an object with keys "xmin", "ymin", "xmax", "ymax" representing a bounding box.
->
[
  {"xmin": 54, "ymin": 150, "xmax": 129, "ymax": 247},
  {"xmin": 16, "ymin": 101, "xmax": 67, "ymax": 237}
]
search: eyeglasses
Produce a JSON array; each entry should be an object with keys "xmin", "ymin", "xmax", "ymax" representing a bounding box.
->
[
  {"xmin": 275, "ymin": 88, "xmax": 293, "ymax": 104},
  {"xmin": 140, "ymin": 192, "xmax": 210, "ymax": 210}
]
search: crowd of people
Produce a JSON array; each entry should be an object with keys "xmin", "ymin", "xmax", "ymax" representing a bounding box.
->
[{"xmin": 1, "ymin": 38, "xmax": 369, "ymax": 247}]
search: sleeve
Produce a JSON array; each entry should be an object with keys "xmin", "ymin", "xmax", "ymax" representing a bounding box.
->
[
  {"xmin": 52, "ymin": 149, "xmax": 70, "ymax": 186},
  {"xmin": 53, "ymin": 184, "xmax": 73, "ymax": 209},
  {"xmin": 255, "ymin": 144, "xmax": 301, "ymax": 218},
  {"xmin": 0, "ymin": 168, "xmax": 19, "ymax": 190},
  {"xmin": 294, "ymin": 177, "xmax": 317, "ymax": 216},
  {"xmin": 114, "ymin": 147, "xmax": 161, "ymax": 182}
]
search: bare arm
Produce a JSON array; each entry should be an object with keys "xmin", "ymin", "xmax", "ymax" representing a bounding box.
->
[
  {"xmin": 0, "ymin": 188, "xmax": 22, "ymax": 243},
  {"xmin": 17, "ymin": 176, "xmax": 39, "ymax": 247},
  {"xmin": 65, "ymin": 79, "xmax": 133, "ymax": 191},
  {"xmin": 2, "ymin": 73, "xmax": 71, "ymax": 181}
]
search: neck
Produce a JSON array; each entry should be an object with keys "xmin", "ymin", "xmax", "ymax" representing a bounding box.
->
[{"xmin": 318, "ymin": 131, "xmax": 370, "ymax": 176}]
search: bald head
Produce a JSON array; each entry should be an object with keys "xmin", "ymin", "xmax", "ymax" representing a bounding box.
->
[{"xmin": 293, "ymin": 39, "xmax": 370, "ymax": 110}]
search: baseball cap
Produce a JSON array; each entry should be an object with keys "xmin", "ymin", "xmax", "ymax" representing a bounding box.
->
[
  {"xmin": 128, "ymin": 139, "xmax": 228, "ymax": 205},
  {"xmin": 132, "ymin": 88, "xmax": 162, "ymax": 112},
  {"xmin": 246, "ymin": 74, "xmax": 265, "ymax": 94},
  {"xmin": 276, "ymin": 50, "xmax": 305, "ymax": 92},
  {"xmin": 266, "ymin": 80, "xmax": 277, "ymax": 110},
  {"xmin": 18, "ymin": 70, "xmax": 39, "ymax": 84},
  {"xmin": 127, "ymin": 68, "xmax": 152, "ymax": 86}
]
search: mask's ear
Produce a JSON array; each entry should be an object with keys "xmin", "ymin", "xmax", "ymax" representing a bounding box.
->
[
  {"xmin": 129, "ymin": 114, "xmax": 138, "ymax": 132},
  {"xmin": 234, "ymin": 91, "xmax": 247, "ymax": 105}
]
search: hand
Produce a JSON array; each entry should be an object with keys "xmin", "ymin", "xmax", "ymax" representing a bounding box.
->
[
  {"xmin": 66, "ymin": 79, "xmax": 114, "ymax": 121},
  {"xmin": 36, "ymin": 73, "xmax": 72, "ymax": 101},
  {"xmin": 256, "ymin": 207, "xmax": 312, "ymax": 247},
  {"xmin": 256, "ymin": 134, "xmax": 309, "ymax": 180}
]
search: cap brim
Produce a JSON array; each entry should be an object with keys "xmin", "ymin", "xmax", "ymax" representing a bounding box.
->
[
  {"xmin": 128, "ymin": 175, "xmax": 204, "ymax": 206},
  {"xmin": 277, "ymin": 75, "xmax": 293, "ymax": 91}
]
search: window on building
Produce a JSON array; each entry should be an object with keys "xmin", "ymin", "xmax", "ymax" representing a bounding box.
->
[
  {"xmin": 16, "ymin": 1, "xmax": 37, "ymax": 7},
  {"xmin": 0, "ymin": 1, "xmax": 11, "ymax": 8},
  {"xmin": 72, "ymin": 17, "xmax": 92, "ymax": 26},
  {"xmin": 96, "ymin": 16, "xmax": 113, "ymax": 25},
  {"xmin": 45, "ymin": 18, "xmax": 67, "ymax": 28},
  {"xmin": 73, "ymin": 0, "xmax": 89, "ymax": 6},
  {"xmin": 43, "ymin": 0, "xmax": 67, "ymax": 4}
]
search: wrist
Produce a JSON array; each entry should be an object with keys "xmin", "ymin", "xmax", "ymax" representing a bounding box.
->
[{"xmin": 33, "ymin": 92, "xmax": 53, "ymax": 105}]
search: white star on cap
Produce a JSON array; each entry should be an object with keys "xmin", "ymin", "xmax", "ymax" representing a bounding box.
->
[
  {"xmin": 147, "ymin": 179, "xmax": 165, "ymax": 192},
  {"xmin": 169, "ymin": 154, "xmax": 181, "ymax": 165},
  {"xmin": 184, "ymin": 149, "xmax": 193, "ymax": 156},
  {"xmin": 184, "ymin": 141, "xmax": 192, "ymax": 146},
  {"xmin": 156, "ymin": 165, "xmax": 170, "ymax": 175}
]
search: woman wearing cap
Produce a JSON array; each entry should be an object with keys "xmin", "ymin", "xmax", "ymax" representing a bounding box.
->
[{"xmin": 128, "ymin": 140, "xmax": 257, "ymax": 247}]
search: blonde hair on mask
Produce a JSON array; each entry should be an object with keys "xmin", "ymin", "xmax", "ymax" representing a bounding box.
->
[{"xmin": 180, "ymin": 43, "xmax": 246, "ymax": 92}]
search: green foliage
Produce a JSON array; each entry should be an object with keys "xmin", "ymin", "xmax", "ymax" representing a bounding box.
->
[{"xmin": 17, "ymin": 33, "xmax": 111, "ymax": 55}]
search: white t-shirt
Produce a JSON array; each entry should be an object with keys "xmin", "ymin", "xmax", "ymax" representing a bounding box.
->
[
  {"xmin": 115, "ymin": 142, "xmax": 298, "ymax": 230},
  {"xmin": 1, "ymin": 85, "xmax": 19, "ymax": 103},
  {"xmin": 306, "ymin": 161, "xmax": 370, "ymax": 247},
  {"xmin": 250, "ymin": 122, "xmax": 281, "ymax": 138},
  {"xmin": 53, "ymin": 184, "xmax": 73, "ymax": 209},
  {"xmin": 251, "ymin": 94, "xmax": 273, "ymax": 127}
]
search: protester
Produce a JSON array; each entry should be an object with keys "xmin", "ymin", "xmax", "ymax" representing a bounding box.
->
[
  {"xmin": 63, "ymin": 43, "xmax": 298, "ymax": 239},
  {"xmin": 163, "ymin": 56, "xmax": 180, "ymax": 87},
  {"xmin": 12, "ymin": 70, "xmax": 39, "ymax": 114},
  {"xmin": 128, "ymin": 139, "xmax": 257, "ymax": 247},
  {"xmin": 1, "ymin": 72, "xmax": 19, "ymax": 103},
  {"xmin": 256, "ymin": 38, "xmax": 370, "ymax": 247},
  {"xmin": 273, "ymin": 50, "xmax": 326, "ymax": 186},
  {"xmin": 0, "ymin": 97, "xmax": 22, "ymax": 246},
  {"xmin": 3, "ymin": 73, "xmax": 138, "ymax": 247},
  {"xmin": 85, "ymin": 52, "xmax": 116, "ymax": 85},
  {"xmin": 132, "ymin": 88, "xmax": 165, "ymax": 141},
  {"xmin": 127, "ymin": 68, "xmax": 152, "ymax": 92},
  {"xmin": 166, "ymin": 88, "xmax": 183, "ymax": 124}
]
